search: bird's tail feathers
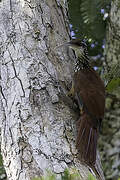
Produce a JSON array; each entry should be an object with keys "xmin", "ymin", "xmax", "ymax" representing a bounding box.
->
[{"xmin": 76, "ymin": 113, "xmax": 98, "ymax": 166}]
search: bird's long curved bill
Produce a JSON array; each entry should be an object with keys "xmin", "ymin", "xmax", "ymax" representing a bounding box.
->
[{"xmin": 54, "ymin": 42, "xmax": 71, "ymax": 50}]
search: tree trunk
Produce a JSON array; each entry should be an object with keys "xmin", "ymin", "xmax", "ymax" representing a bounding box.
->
[
  {"xmin": 0, "ymin": 0, "xmax": 104, "ymax": 180},
  {"xmin": 100, "ymin": 0, "xmax": 120, "ymax": 179},
  {"xmin": 106, "ymin": 0, "xmax": 120, "ymax": 66}
]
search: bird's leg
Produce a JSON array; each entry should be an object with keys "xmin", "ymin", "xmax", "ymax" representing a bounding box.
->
[
  {"xmin": 67, "ymin": 81, "xmax": 75, "ymax": 98},
  {"xmin": 75, "ymin": 94, "xmax": 84, "ymax": 115}
]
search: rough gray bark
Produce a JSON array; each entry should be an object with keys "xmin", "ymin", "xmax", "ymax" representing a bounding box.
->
[
  {"xmin": 106, "ymin": 0, "xmax": 120, "ymax": 66},
  {"xmin": 0, "ymin": 0, "xmax": 104, "ymax": 180},
  {"xmin": 100, "ymin": 0, "xmax": 120, "ymax": 179}
]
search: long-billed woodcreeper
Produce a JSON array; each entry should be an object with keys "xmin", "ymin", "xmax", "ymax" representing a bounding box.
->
[{"xmin": 65, "ymin": 39, "xmax": 105, "ymax": 167}]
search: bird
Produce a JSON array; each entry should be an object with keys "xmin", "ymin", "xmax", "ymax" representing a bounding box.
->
[{"xmin": 65, "ymin": 39, "xmax": 105, "ymax": 167}]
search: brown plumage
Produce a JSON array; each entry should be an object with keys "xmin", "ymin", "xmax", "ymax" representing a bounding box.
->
[
  {"xmin": 67, "ymin": 40, "xmax": 105, "ymax": 167},
  {"xmin": 74, "ymin": 68, "xmax": 105, "ymax": 166}
]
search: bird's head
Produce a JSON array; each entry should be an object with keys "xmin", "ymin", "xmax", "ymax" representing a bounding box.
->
[
  {"xmin": 55, "ymin": 39, "xmax": 90, "ymax": 70},
  {"xmin": 65, "ymin": 39, "xmax": 88, "ymax": 59}
]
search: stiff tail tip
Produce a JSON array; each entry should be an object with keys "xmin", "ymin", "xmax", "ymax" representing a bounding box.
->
[{"xmin": 76, "ymin": 114, "xmax": 98, "ymax": 166}]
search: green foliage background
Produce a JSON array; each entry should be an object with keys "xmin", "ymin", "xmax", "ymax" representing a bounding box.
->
[
  {"xmin": 32, "ymin": 169, "xmax": 96, "ymax": 180},
  {"xmin": 32, "ymin": 169, "xmax": 120, "ymax": 180},
  {"xmin": 68, "ymin": 0, "xmax": 111, "ymax": 56}
]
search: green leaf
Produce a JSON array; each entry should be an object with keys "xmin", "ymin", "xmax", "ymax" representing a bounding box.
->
[
  {"xmin": 87, "ymin": 173, "xmax": 96, "ymax": 180},
  {"xmin": 106, "ymin": 78, "xmax": 120, "ymax": 93},
  {"xmin": 62, "ymin": 168, "xmax": 81, "ymax": 180},
  {"xmin": 32, "ymin": 168, "xmax": 82, "ymax": 180},
  {"xmin": 32, "ymin": 171, "xmax": 56, "ymax": 180}
]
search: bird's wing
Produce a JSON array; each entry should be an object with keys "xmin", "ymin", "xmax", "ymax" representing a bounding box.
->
[{"xmin": 76, "ymin": 89, "xmax": 105, "ymax": 126}]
